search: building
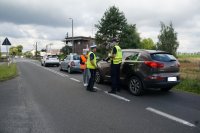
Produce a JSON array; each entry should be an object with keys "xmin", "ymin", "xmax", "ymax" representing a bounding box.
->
[{"xmin": 63, "ymin": 36, "xmax": 95, "ymax": 54}]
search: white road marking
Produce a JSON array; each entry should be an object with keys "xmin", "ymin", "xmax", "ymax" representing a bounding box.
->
[
  {"xmin": 104, "ymin": 91, "xmax": 130, "ymax": 102},
  {"xmin": 146, "ymin": 107, "xmax": 196, "ymax": 127},
  {"xmin": 93, "ymin": 86, "xmax": 101, "ymax": 91},
  {"xmin": 70, "ymin": 78, "xmax": 81, "ymax": 82},
  {"xmin": 28, "ymin": 61, "xmax": 69, "ymax": 77},
  {"xmin": 26, "ymin": 61, "xmax": 132, "ymax": 103}
]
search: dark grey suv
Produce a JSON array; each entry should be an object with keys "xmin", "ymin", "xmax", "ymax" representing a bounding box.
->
[{"xmin": 95, "ymin": 49, "xmax": 180, "ymax": 95}]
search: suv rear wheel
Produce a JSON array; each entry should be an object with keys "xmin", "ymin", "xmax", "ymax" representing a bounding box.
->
[{"xmin": 129, "ymin": 76, "xmax": 144, "ymax": 96}]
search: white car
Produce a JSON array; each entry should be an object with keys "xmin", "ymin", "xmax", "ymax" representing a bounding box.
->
[{"xmin": 41, "ymin": 55, "xmax": 60, "ymax": 67}]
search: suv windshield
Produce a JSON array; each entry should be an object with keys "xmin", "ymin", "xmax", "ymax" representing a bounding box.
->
[
  {"xmin": 73, "ymin": 55, "xmax": 80, "ymax": 60},
  {"xmin": 151, "ymin": 53, "xmax": 176, "ymax": 62}
]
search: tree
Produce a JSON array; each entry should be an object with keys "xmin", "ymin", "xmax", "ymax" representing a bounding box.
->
[
  {"xmin": 24, "ymin": 51, "xmax": 33, "ymax": 58},
  {"xmin": 16, "ymin": 45, "xmax": 23, "ymax": 56},
  {"xmin": 60, "ymin": 45, "xmax": 72, "ymax": 55},
  {"xmin": 95, "ymin": 5, "xmax": 127, "ymax": 49},
  {"xmin": 119, "ymin": 24, "xmax": 141, "ymax": 49},
  {"xmin": 140, "ymin": 38, "xmax": 156, "ymax": 50},
  {"xmin": 9, "ymin": 46, "xmax": 18, "ymax": 56},
  {"xmin": 157, "ymin": 22, "xmax": 179, "ymax": 56},
  {"xmin": 9, "ymin": 45, "xmax": 23, "ymax": 56}
]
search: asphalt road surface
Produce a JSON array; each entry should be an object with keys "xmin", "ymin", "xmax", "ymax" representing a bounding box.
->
[{"xmin": 0, "ymin": 58, "xmax": 200, "ymax": 133}]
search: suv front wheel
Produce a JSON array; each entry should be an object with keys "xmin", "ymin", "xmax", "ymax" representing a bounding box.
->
[
  {"xmin": 129, "ymin": 76, "xmax": 144, "ymax": 96},
  {"xmin": 95, "ymin": 69, "xmax": 103, "ymax": 84}
]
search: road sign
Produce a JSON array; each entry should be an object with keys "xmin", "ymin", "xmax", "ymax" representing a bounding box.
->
[{"xmin": 2, "ymin": 37, "xmax": 12, "ymax": 46}]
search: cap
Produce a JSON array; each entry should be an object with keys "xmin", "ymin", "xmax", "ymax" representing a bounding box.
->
[{"xmin": 90, "ymin": 44, "xmax": 97, "ymax": 48}]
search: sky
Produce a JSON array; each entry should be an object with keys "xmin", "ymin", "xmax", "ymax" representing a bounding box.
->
[{"xmin": 0, "ymin": 0, "xmax": 200, "ymax": 53}]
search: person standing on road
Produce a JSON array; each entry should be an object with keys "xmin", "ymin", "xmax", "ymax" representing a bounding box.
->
[
  {"xmin": 108, "ymin": 38, "xmax": 122, "ymax": 94},
  {"xmin": 86, "ymin": 44, "xmax": 97, "ymax": 92},
  {"xmin": 80, "ymin": 49, "xmax": 90, "ymax": 87}
]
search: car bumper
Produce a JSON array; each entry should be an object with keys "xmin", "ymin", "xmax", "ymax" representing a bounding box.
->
[
  {"xmin": 45, "ymin": 61, "xmax": 60, "ymax": 65},
  {"xmin": 70, "ymin": 66, "xmax": 81, "ymax": 72},
  {"xmin": 143, "ymin": 76, "xmax": 180, "ymax": 89}
]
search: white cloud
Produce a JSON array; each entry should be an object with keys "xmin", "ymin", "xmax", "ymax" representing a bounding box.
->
[{"xmin": 0, "ymin": 0, "xmax": 200, "ymax": 53}]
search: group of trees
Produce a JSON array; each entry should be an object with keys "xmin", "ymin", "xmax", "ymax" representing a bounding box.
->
[
  {"xmin": 9, "ymin": 45, "xmax": 23, "ymax": 56},
  {"xmin": 95, "ymin": 6, "xmax": 179, "ymax": 56}
]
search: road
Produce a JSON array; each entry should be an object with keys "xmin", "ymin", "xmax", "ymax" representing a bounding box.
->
[{"xmin": 0, "ymin": 58, "xmax": 200, "ymax": 133}]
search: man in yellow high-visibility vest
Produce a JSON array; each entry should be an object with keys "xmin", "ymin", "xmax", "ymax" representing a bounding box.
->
[
  {"xmin": 86, "ymin": 44, "xmax": 97, "ymax": 92},
  {"xmin": 108, "ymin": 38, "xmax": 122, "ymax": 94}
]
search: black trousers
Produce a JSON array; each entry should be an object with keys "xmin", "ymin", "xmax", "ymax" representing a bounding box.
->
[
  {"xmin": 87, "ymin": 69, "xmax": 96, "ymax": 90},
  {"xmin": 111, "ymin": 63, "xmax": 121, "ymax": 92}
]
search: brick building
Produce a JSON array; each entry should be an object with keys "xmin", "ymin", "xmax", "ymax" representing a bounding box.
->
[{"xmin": 63, "ymin": 36, "xmax": 95, "ymax": 54}]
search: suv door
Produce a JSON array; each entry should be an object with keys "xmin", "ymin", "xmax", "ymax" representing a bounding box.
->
[{"xmin": 121, "ymin": 51, "xmax": 140, "ymax": 80}]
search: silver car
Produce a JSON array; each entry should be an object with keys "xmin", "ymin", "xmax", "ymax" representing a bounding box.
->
[
  {"xmin": 41, "ymin": 55, "xmax": 60, "ymax": 67},
  {"xmin": 59, "ymin": 54, "xmax": 81, "ymax": 74}
]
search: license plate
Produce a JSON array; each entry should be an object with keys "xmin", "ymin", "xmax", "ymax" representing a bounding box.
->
[{"xmin": 167, "ymin": 77, "xmax": 177, "ymax": 82}]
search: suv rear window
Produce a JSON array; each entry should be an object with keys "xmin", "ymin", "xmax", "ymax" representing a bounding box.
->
[
  {"xmin": 73, "ymin": 55, "xmax": 80, "ymax": 60},
  {"xmin": 151, "ymin": 53, "xmax": 176, "ymax": 62}
]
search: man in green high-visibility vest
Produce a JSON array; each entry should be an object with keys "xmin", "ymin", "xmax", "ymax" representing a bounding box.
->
[
  {"xmin": 108, "ymin": 38, "xmax": 122, "ymax": 94},
  {"xmin": 86, "ymin": 44, "xmax": 97, "ymax": 92}
]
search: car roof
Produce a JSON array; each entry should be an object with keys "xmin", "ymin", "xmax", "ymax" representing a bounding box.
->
[{"xmin": 122, "ymin": 49, "xmax": 170, "ymax": 54}]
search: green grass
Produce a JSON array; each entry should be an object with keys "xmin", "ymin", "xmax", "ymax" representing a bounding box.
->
[
  {"xmin": 174, "ymin": 78, "xmax": 200, "ymax": 95},
  {"xmin": 0, "ymin": 63, "xmax": 18, "ymax": 81},
  {"xmin": 177, "ymin": 54, "xmax": 200, "ymax": 58}
]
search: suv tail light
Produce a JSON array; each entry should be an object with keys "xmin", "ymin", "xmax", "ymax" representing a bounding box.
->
[
  {"xmin": 177, "ymin": 62, "xmax": 180, "ymax": 67},
  {"xmin": 71, "ymin": 61, "xmax": 75, "ymax": 66},
  {"xmin": 144, "ymin": 61, "xmax": 164, "ymax": 68}
]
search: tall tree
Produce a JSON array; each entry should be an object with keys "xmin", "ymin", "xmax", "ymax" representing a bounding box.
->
[
  {"xmin": 95, "ymin": 5, "xmax": 127, "ymax": 49},
  {"xmin": 119, "ymin": 24, "xmax": 140, "ymax": 49},
  {"xmin": 140, "ymin": 38, "xmax": 156, "ymax": 50},
  {"xmin": 16, "ymin": 45, "xmax": 23, "ymax": 56},
  {"xmin": 60, "ymin": 45, "xmax": 72, "ymax": 55},
  {"xmin": 9, "ymin": 45, "xmax": 23, "ymax": 56},
  {"xmin": 157, "ymin": 22, "xmax": 179, "ymax": 56},
  {"xmin": 9, "ymin": 46, "xmax": 18, "ymax": 56}
]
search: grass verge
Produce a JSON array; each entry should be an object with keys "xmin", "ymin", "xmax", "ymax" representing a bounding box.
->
[
  {"xmin": 0, "ymin": 63, "xmax": 18, "ymax": 81},
  {"xmin": 174, "ymin": 78, "xmax": 200, "ymax": 95},
  {"xmin": 174, "ymin": 57, "xmax": 200, "ymax": 95}
]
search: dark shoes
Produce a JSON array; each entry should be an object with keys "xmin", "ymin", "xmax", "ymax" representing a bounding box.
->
[
  {"xmin": 108, "ymin": 91, "xmax": 116, "ymax": 94},
  {"xmin": 89, "ymin": 89, "xmax": 97, "ymax": 92},
  {"xmin": 87, "ymin": 88, "xmax": 97, "ymax": 92},
  {"xmin": 117, "ymin": 89, "xmax": 121, "ymax": 92}
]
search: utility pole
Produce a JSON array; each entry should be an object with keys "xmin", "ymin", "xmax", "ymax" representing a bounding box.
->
[
  {"xmin": 69, "ymin": 18, "xmax": 74, "ymax": 53},
  {"xmin": 35, "ymin": 42, "xmax": 37, "ymax": 59},
  {"xmin": 0, "ymin": 40, "xmax": 1, "ymax": 57}
]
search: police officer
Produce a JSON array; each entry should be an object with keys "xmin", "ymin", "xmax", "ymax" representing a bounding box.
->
[
  {"xmin": 87, "ymin": 44, "xmax": 97, "ymax": 92},
  {"xmin": 108, "ymin": 38, "xmax": 122, "ymax": 94}
]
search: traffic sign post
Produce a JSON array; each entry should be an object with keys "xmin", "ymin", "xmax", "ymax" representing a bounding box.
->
[{"xmin": 2, "ymin": 37, "xmax": 12, "ymax": 66}]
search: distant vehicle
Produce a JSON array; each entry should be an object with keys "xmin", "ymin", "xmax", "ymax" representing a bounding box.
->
[
  {"xmin": 41, "ymin": 55, "xmax": 60, "ymax": 67},
  {"xmin": 95, "ymin": 49, "xmax": 180, "ymax": 96},
  {"xmin": 59, "ymin": 53, "xmax": 81, "ymax": 73}
]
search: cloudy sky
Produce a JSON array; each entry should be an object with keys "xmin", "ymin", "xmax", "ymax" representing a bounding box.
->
[{"xmin": 0, "ymin": 0, "xmax": 200, "ymax": 52}]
